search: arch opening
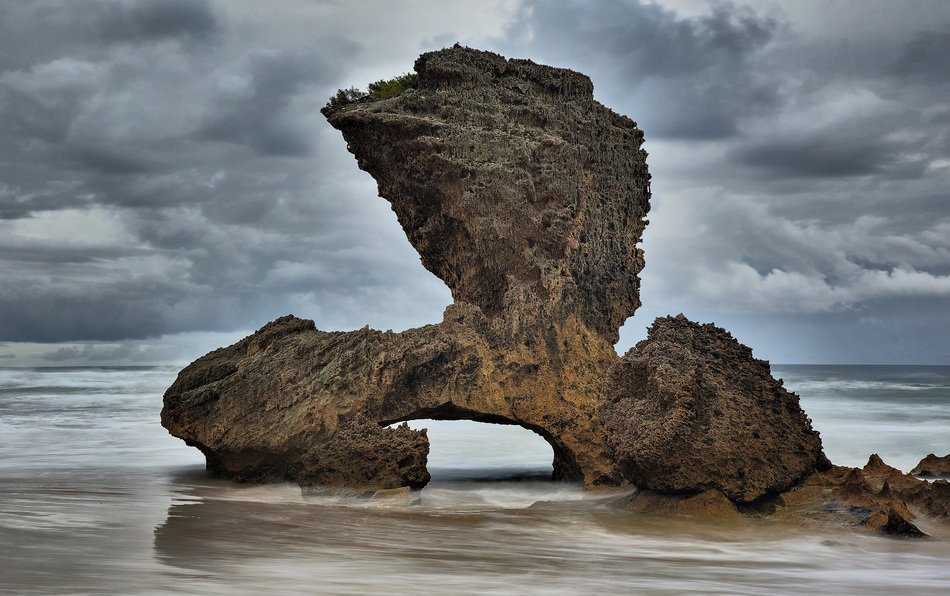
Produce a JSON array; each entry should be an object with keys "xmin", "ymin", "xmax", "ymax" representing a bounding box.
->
[
  {"xmin": 380, "ymin": 401, "xmax": 583, "ymax": 483},
  {"xmin": 386, "ymin": 418, "xmax": 557, "ymax": 483}
]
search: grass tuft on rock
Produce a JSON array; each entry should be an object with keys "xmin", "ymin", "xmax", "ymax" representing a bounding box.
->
[{"xmin": 321, "ymin": 73, "xmax": 418, "ymax": 115}]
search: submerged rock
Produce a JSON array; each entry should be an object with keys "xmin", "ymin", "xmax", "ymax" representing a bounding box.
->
[
  {"xmin": 162, "ymin": 47, "xmax": 827, "ymax": 502},
  {"xmin": 367, "ymin": 486, "xmax": 418, "ymax": 506},
  {"xmin": 620, "ymin": 488, "xmax": 740, "ymax": 518}
]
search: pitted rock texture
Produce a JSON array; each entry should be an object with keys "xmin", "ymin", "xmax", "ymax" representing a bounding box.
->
[
  {"xmin": 162, "ymin": 306, "xmax": 619, "ymax": 488},
  {"xmin": 911, "ymin": 453, "xmax": 950, "ymax": 477},
  {"xmin": 763, "ymin": 454, "xmax": 950, "ymax": 537},
  {"xmin": 162, "ymin": 47, "xmax": 826, "ymax": 500},
  {"xmin": 601, "ymin": 315, "xmax": 830, "ymax": 503},
  {"xmin": 326, "ymin": 47, "xmax": 650, "ymax": 344},
  {"xmin": 615, "ymin": 453, "xmax": 950, "ymax": 537}
]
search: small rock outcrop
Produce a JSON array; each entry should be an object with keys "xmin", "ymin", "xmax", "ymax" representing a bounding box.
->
[
  {"xmin": 911, "ymin": 453, "xmax": 950, "ymax": 477},
  {"xmin": 162, "ymin": 47, "xmax": 827, "ymax": 503},
  {"xmin": 601, "ymin": 316, "xmax": 829, "ymax": 503},
  {"xmin": 610, "ymin": 452, "xmax": 950, "ymax": 537},
  {"xmin": 766, "ymin": 454, "xmax": 950, "ymax": 537}
]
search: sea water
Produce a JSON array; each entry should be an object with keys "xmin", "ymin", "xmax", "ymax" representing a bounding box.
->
[{"xmin": 1, "ymin": 365, "xmax": 948, "ymax": 594}]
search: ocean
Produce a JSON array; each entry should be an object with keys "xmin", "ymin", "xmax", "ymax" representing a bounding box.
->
[{"xmin": 1, "ymin": 364, "xmax": 948, "ymax": 594}]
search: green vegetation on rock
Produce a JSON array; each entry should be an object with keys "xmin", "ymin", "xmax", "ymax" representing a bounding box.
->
[
  {"xmin": 321, "ymin": 73, "xmax": 418, "ymax": 115},
  {"xmin": 368, "ymin": 72, "xmax": 418, "ymax": 100},
  {"xmin": 321, "ymin": 87, "xmax": 367, "ymax": 114}
]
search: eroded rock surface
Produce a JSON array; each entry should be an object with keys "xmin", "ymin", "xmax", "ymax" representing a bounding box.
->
[
  {"xmin": 326, "ymin": 48, "xmax": 649, "ymax": 344},
  {"xmin": 911, "ymin": 453, "xmax": 950, "ymax": 477},
  {"xmin": 615, "ymin": 453, "xmax": 950, "ymax": 537},
  {"xmin": 601, "ymin": 315, "xmax": 829, "ymax": 503},
  {"xmin": 162, "ymin": 47, "xmax": 827, "ymax": 502},
  {"xmin": 761, "ymin": 454, "xmax": 950, "ymax": 537},
  {"xmin": 163, "ymin": 47, "xmax": 649, "ymax": 489}
]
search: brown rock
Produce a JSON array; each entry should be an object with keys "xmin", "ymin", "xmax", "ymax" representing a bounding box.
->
[
  {"xmin": 762, "ymin": 455, "xmax": 950, "ymax": 537},
  {"xmin": 600, "ymin": 315, "xmax": 829, "ymax": 503},
  {"xmin": 838, "ymin": 467, "xmax": 876, "ymax": 500},
  {"xmin": 864, "ymin": 507, "xmax": 927, "ymax": 538},
  {"xmin": 163, "ymin": 47, "xmax": 650, "ymax": 490},
  {"xmin": 326, "ymin": 47, "xmax": 650, "ymax": 344},
  {"xmin": 923, "ymin": 480, "xmax": 950, "ymax": 518},
  {"xmin": 161, "ymin": 47, "xmax": 826, "ymax": 501},
  {"xmin": 622, "ymin": 488, "xmax": 740, "ymax": 517},
  {"xmin": 860, "ymin": 454, "xmax": 950, "ymax": 519},
  {"xmin": 910, "ymin": 453, "xmax": 950, "ymax": 477}
]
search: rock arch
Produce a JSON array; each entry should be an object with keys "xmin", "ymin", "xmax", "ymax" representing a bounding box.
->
[
  {"xmin": 162, "ymin": 47, "xmax": 827, "ymax": 503},
  {"xmin": 379, "ymin": 401, "xmax": 576, "ymax": 482},
  {"xmin": 162, "ymin": 309, "xmax": 619, "ymax": 488},
  {"xmin": 381, "ymin": 416, "xmax": 558, "ymax": 481}
]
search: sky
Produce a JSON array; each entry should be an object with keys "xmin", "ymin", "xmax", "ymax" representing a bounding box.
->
[{"xmin": 0, "ymin": 0, "xmax": 948, "ymax": 365}]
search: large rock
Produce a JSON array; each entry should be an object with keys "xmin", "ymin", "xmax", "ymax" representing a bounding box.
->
[
  {"xmin": 162, "ymin": 47, "xmax": 827, "ymax": 500},
  {"xmin": 326, "ymin": 47, "xmax": 649, "ymax": 344},
  {"xmin": 163, "ymin": 46, "xmax": 650, "ymax": 489},
  {"xmin": 601, "ymin": 315, "xmax": 829, "ymax": 503}
]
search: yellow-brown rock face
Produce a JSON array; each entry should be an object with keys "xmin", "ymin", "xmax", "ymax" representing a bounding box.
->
[{"xmin": 161, "ymin": 47, "xmax": 827, "ymax": 499}]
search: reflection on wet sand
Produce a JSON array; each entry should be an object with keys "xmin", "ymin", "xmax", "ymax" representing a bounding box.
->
[
  {"xmin": 3, "ymin": 367, "xmax": 950, "ymax": 594},
  {"xmin": 153, "ymin": 471, "xmax": 950, "ymax": 595}
]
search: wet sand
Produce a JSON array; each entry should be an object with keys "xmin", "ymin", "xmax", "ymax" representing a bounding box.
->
[{"xmin": 1, "ymin": 366, "xmax": 949, "ymax": 594}]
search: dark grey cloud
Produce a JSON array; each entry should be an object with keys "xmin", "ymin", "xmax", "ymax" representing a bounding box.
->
[
  {"xmin": 0, "ymin": 275, "xmax": 212, "ymax": 342},
  {"xmin": 498, "ymin": 0, "xmax": 781, "ymax": 139},
  {"xmin": 195, "ymin": 51, "xmax": 336, "ymax": 157},
  {"xmin": 601, "ymin": 9, "xmax": 950, "ymax": 363},
  {"xmin": 720, "ymin": 19, "xmax": 950, "ymax": 182},
  {"xmin": 735, "ymin": 131, "xmax": 904, "ymax": 179},
  {"xmin": 0, "ymin": 1, "xmax": 352, "ymax": 215},
  {"xmin": 516, "ymin": 0, "xmax": 777, "ymax": 79},
  {"xmin": 0, "ymin": 1, "xmax": 217, "ymax": 73},
  {"xmin": 893, "ymin": 26, "xmax": 950, "ymax": 80},
  {"xmin": 0, "ymin": 0, "xmax": 453, "ymax": 345},
  {"xmin": 94, "ymin": 0, "xmax": 219, "ymax": 43},
  {"xmin": 1, "ymin": 0, "xmax": 949, "ymax": 364},
  {"xmin": 0, "ymin": 243, "xmax": 148, "ymax": 264}
]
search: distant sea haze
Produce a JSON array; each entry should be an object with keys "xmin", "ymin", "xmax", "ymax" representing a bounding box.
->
[{"xmin": 1, "ymin": 364, "xmax": 948, "ymax": 593}]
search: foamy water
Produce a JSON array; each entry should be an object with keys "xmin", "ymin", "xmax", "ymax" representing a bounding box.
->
[
  {"xmin": 779, "ymin": 365, "xmax": 950, "ymax": 472},
  {"xmin": 1, "ymin": 365, "xmax": 949, "ymax": 594}
]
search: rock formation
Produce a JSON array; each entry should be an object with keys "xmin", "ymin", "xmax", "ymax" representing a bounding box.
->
[
  {"xmin": 760, "ymin": 454, "xmax": 950, "ymax": 537},
  {"xmin": 911, "ymin": 453, "xmax": 950, "ymax": 477},
  {"xmin": 162, "ymin": 47, "xmax": 828, "ymax": 504},
  {"xmin": 601, "ymin": 316, "xmax": 828, "ymax": 503},
  {"xmin": 163, "ymin": 46, "xmax": 650, "ymax": 489}
]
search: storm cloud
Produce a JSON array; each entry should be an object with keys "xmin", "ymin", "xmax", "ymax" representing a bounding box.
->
[
  {"xmin": 1, "ymin": 0, "xmax": 948, "ymax": 364},
  {"xmin": 0, "ymin": 0, "xmax": 454, "ymax": 347},
  {"xmin": 499, "ymin": 0, "xmax": 781, "ymax": 139}
]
